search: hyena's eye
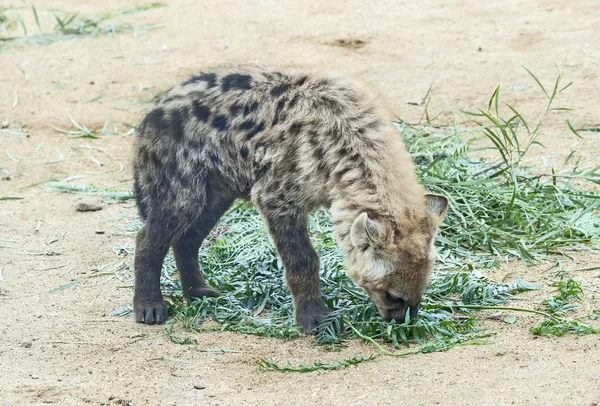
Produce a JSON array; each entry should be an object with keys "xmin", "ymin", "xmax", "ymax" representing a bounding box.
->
[{"xmin": 385, "ymin": 292, "xmax": 405, "ymax": 309}]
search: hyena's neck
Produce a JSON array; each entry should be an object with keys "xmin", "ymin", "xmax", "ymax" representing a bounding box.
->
[{"xmin": 328, "ymin": 128, "xmax": 426, "ymax": 254}]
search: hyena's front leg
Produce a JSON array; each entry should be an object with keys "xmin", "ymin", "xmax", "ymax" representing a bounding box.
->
[{"xmin": 262, "ymin": 211, "xmax": 332, "ymax": 333}]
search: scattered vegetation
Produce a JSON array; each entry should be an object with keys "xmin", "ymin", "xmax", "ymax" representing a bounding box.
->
[
  {"xmin": 45, "ymin": 182, "xmax": 134, "ymax": 201},
  {"xmin": 258, "ymin": 355, "xmax": 374, "ymax": 373},
  {"xmin": 0, "ymin": 2, "xmax": 165, "ymax": 48},
  {"xmin": 51, "ymin": 114, "xmax": 136, "ymax": 138}
]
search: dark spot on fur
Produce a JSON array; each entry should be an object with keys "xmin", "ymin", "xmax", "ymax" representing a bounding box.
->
[
  {"xmin": 144, "ymin": 108, "xmax": 167, "ymax": 134},
  {"xmin": 229, "ymin": 103, "xmax": 243, "ymax": 116},
  {"xmin": 287, "ymin": 94, "xmax": 300, "ymax": 109},
  {"xmin": 221, "ymin": 74, "xmax": 252, "ymax": 92},
  {"xmin": 182, "ymin": 72, "xmax": 217, "ymax": 88},
  {"xmin": 170, "ymin": 109, "xmax": 186, "ymax": 142},
  {"xmin": 240, "ymin": 119, "xmax": 256, "ymax": 130},
  {"xmin": 183, "ymin": 149, "xmax": 189, "ymax": 160},
  {"xmin": 150, "ymin": 151, "xmax": 161, "ymax": 168},
  {"xmin": 243, "ymin": 101, "xmax": 259, "ymax": 116},
  {"xmin": 192, "ymin": 101, "xmax": 211, "ymax": 122},
  {"xmin": 271, "ymin": 83, "xmax": 290, "ymax": 98},
  {"xmin": 207, "ymin": 150, "xmax": 220, "ymax": 165},
  {"xmin": 246, "ymin": 122, "xmax": 265, "ymax": 140},
  {"xmin": 313, "ymin": 147, "xmax": 325, "ymax": 161},
  {"xmin": 199, "ymin": 72, "xmax": 217, "ymax": 88},
  {"xmin": 320, "ymin": 95, "xmax": 342, "ymax": 113},
  {"xmin": 272, "ymin": 98, "xmax": 287, "ymax": 126},
  {"xmin": 289, "ymin": 122, "xmax": 302, "ymax": 137},
  {"xmin": 334, "ymin": 166, "xmax": 351, "ymax": 182},
  {"xmin": 212, "ymin": 115, "xmax": 229, "ymax": 132},
  {"xmin": 295, "ymin": 75, "xmax": 308, "ymax": 86},
  {"xmin": 240, "ymin": 145, "xmax": 249, "ymax": 158}
]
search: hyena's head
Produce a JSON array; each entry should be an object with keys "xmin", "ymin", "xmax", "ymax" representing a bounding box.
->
[{"xmin": 346, "ymin": 194, "xmax": 448, "ymax": 323}]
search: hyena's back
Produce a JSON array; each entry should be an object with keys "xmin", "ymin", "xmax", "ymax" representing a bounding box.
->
[{"xmin": 133, "ymin": 64, "xmax": 386, "ymax": 226}]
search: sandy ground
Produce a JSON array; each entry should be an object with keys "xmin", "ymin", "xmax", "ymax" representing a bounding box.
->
[{"xmin": 1, "ymin": 0, "xmax": 600, "ymax": 405}]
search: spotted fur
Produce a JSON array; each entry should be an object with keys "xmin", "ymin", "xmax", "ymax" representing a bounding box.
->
[{"xmin": 132, "ymin": 64, "xmax": 448, "ymax": 332}]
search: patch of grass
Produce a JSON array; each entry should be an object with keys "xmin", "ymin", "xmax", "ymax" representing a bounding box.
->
[
  {"xmin": 258, "ymin": 355, "xmax": 374, "ymax": 373},
  {"xmin": 52, "ymin": 114, "xmax": 134, "ymax": 138},
  {"xmin": 0, "ymin": 3, "xmax": 164, "ymax": 47},
  {"xmin": 529, "ymin": 271, "xmax": 598, "ymax": 336},
  {"xmin": 52, "ymin": 11, "xmax": 133, "ymax": 37},
  {"xmin": 542, "ymin": 275, "xmax": 584, "ymax": 314},
  {"xmin": 531, "ymin": 318, "xmax": 598, "ymax": 336},
  {"xmin": 45, "ymin": 181, "xmax": 134, "ymax": 201},
  {"xmin": 0, "ymin": 197, "xmax": 23, "ymax": 201},
  {"xmin": 406, "ymin": 69, "xmax": 600, "ymax": 262}
]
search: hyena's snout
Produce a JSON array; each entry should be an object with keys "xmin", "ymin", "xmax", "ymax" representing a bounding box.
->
[{"xmin": 380, "ymin": 294, "xmax": 421, "ymax": 324}]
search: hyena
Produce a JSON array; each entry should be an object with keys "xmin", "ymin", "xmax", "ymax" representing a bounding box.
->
[{"xmin": 133, "ymin": 64, "xmax": 448, "ymax": 332}]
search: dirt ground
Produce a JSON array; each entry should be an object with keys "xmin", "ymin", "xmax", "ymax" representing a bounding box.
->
[{"xmin": 1, "ymin": 0, "xmax": 600, "ymax": 405}]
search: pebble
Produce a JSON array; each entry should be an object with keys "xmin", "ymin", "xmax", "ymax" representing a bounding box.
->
[
  {"xmin": 95, "ymin": 230, "xmax": 105, "ymax": 235},
  {"xmin": 193, "ymin": 384, "xmax": 206, "ymax": 390},
  {"xmin": 22, "ymin": 341, "xmax": 32, "ymax": 348},
  {"xmin": 76, "ymin": 197, "xmax": 103, "ymax": 212}
]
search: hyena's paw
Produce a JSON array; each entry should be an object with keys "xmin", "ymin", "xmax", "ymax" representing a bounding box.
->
[
  {"xmin": 134, "ymin": 300, "xmax": 169, "ymax": 325},
  {"xmin": 295, "ymin": 299, "xmax": 333, "ymax": 334},
  {"xmin": 187, "ymin": 285, "xmax": 221, "ymax": 299}
]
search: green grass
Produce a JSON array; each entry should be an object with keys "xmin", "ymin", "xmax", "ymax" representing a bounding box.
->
[
  {"xmin": 257, "ymin": 355, "xmax": 374, "ymax": 373},
  {"xmin": 45, "ymin": 182, "xmax": 134, "ymax": 201},
  {"xmin": 0, "ymin": 3, "xmax": 164, "ymax": 48}
]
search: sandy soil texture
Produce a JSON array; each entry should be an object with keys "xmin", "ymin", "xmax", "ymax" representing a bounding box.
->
[{"xmin": 1, "ymin": 1, "xmax": 599, "ymax": 405}]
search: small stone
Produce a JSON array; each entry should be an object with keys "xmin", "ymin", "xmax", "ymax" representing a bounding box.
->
[
  {"xmin": 95, "ymin": 230, "xmax": 105, "ymax": 235},
  {"xmin": 31, "ymin": 374, "xmax": 39, "ymax": 379},
  {"xmin": 487, "ymin": 311, "xmax": 504, "ymax": 320},
  {"xmin": 193, "ymin": 384, "xmax": 206, "ymax": 390},
  {"xmin": 1, "ymin": 121, "xmax": 9, "ymax": 128},
  {"xmin": 22, "ymin": 341, "xmax": 32, "ymax": 348},
  {"xmin": 76, "ymin": 197, "xmax": 103, "ymax": 212}
]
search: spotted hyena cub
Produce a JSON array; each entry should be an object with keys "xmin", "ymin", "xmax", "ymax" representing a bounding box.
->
[{"xmin": 133, "ymin": 64, "xmax": 448, "ymax": 332}]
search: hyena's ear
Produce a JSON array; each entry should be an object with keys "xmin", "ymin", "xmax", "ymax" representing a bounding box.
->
[
  {"xmin": 425, "ymin": 194, "xmax": 449, "ymax": 225},
  {"xmin": 350, "ymin": 213, "xmax": 381, "ymax": 250}
]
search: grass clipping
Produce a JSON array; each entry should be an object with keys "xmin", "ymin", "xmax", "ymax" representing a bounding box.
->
[{"xmin": 142, "ymin": 69, "xmax": 599, "ymax": 370}]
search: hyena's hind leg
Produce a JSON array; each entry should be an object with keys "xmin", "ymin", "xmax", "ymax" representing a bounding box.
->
[
  {"xmin": 259, "ymin": 209, "xmax": 332, "ymax": 333},
  {"xmin": 134, "ymin": 216, "xmax": 178, "ymax": 324},
  {"xmin": 172, "ymin": 195, "xmax": 235, "ymax": 299}
]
